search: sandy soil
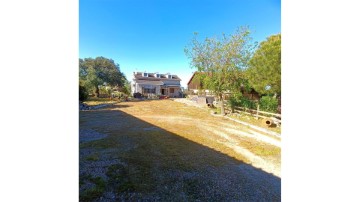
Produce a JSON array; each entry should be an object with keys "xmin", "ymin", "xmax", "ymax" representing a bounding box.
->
[{"xmin": 79, "ymin": 99, "xmax": 281, "ymax": 201}]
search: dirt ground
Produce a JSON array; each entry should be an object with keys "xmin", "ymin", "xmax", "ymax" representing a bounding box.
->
[{"xmin": 79, "ymin": 99, "xmax": 281, "ymax": 201}]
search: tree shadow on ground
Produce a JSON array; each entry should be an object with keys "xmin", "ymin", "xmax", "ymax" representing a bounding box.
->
[
  {"xmin": 79, "ymin": 105, "xmax": 281, "ymax": 201},
  {"xmin": 125, "ymin": 99, "xmax": 173, "ymax": 103}
]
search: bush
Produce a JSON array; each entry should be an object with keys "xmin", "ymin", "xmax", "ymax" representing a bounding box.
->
[
  {"xmin": 228, "ymin": 94, "xmax": 258, "ymax": 112},
  {"xmin": 259, "ymin": 96, "xmax": 278, "ymax": 113},
  {"xmin": 99, "ymin": 86, "xmax": 111, "ymax": 96},
  {"xmin": 228, "ymin": 93, "xmax": 241, "ymax": 112},
  {"xmin": 79, "ymin": 85, "xmax": 89, "ymax": 101},
  {"xmin": 112, "ymin": 91, "xmax": 121, "ymax": 98},
  {"xmin": 240, "ymin": 97, "xmax": 257, "ymax": 109},
  {"xmin": 228, "ymin": 96, "xmax": 237, "ymax": 112}
]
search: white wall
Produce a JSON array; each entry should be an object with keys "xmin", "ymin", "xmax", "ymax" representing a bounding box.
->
[
  {"xmin": 155, "ymin": 86, "xmax": 160, "ymax": 95},
  {"xmin": 135, "ymin": 84, "xmax": 162, "ymax": 95},
  {"xmin": 163, "ymin": 80, "xmax": 181, "ymax": 85}
]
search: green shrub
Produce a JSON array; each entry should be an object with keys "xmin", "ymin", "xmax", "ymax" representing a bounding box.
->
[
  {"xmin": 99, "ymin": 86, "xmax": 112, "ymax": 96},
  {"xmin": 79, "ymin": 85, "xmax": 89, "ymax": 101},
  {"xmin": 112, "ymin": 91, "xmax": 121, "ymax": 98},
  {"xmin": 259, "ymin": 96, "xmax": 278, "ymax": 113},
  {"xmin": 228, "ymin": 97, "xmax": 237, "ymax": 112},
  {"xmin": 228, "ymin": 94, "xmax": 257, "ymax": 111},
  {"xmin": 240, "ymin": 96, "xmax": 257, "ymax": 109},
  {"xmin": 228, "ymin": 93, "xmax": 241, "ymax": 112}
]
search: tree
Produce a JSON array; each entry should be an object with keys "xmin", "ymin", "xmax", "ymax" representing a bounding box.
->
[
  {"xmin": 79, "ymin": 85, "xmax": 89, "ymax": 101},
  {"xmin": 121, "ymin": 80, "xmax": 131, "ymax": 95},
  {"xmin": 79, "ymin": 57, "xmax": 126, "ymax": 97},
  {"xmin": 184, "ymin": 27, "xmax": 256, "ymax": 115},
  {"xmin": 246, "ymin": 34, "xmax": 281, "ymax": 96}
]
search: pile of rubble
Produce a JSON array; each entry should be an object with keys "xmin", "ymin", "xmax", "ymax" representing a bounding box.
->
[
  {"xmin": 79, "ymin": 101, "xmax": 116, "ymax": 111},
  {"xmin": 79, "ymin": 102, "xmax": 92, "ymax": 110}
]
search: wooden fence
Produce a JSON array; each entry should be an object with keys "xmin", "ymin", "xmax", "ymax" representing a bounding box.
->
[{"xmin": 224, "ymin": 103, "xmax": 281, "ymax": 124}]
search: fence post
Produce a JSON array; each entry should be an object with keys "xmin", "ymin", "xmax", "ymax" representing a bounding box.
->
[{"xmin": 256, "ymin": 103, "xmax": 260, "ymax": 119}]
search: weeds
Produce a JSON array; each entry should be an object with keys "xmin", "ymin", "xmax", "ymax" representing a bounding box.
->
[
  {"xmin": 85, "ymin": 153, "xmax": 100, "ymax": 161},
  {"xmin": 79, "ymin": 175, "xmax": 106, "ymax": 202}
]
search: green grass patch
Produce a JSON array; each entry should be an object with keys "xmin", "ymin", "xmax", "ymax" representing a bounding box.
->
[
  {"xmin": 80, "ymin": 187, "xmax": 105, "ymax": 202},
  {"xmin": 85, "ymin": 153, "xmax": 100, "ymax": 161},
  {"xmin": 79, "ymin": 175, "xmax": 106, "ymax": 202},
  {"xmin": 106, "ymin": 164, "xmax": 136, "ymax": 192},
  {"xmin": 230, "ymin": 114, "xmax": 281, "ymax": 134},
  {"xmin": 239, "ymin": 140, "xmax": 281, "ymax": 157},
  {"xmin": 251, "ymin": 145, "xmax": 280, "ymax": 156},
  {"xmin": 80, "ymin": 137, "xmax": 119, "ymax": 149},
  {"xmin": 84, "ymin": 97, "xmax": 118, "ymax": 106}
]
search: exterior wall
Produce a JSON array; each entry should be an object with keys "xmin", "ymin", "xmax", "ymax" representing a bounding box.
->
[
  {"xmin": 135, "ymin": 83, "xmax": 143, "ymax": 94},
  {"xmin": 133, "ymin": 82, "xmax": 180, "ymax": 96},
  {"xmin": 137, "ymin": 84, "xmax": 162, "ymax": 95},
  {"xmin": 160, "ymin": 87, "xmax": 167, "ymax": 95},
  {"xmin": 187, "ymin": 72, "xmax": 203, "ymax": 90},
  {"xmin": 187, "ymin": 75, "xmax": 205, "ymax": 95},
  {"xmin": 163, "ymin": 80, "xmax": 181, "ymax": 85},
  {"xmin": 159, "ymin": 87, "xmax": 181, "ymax": 97},
  {"xmin": 188, "ymin": 80, "xmax": 201, "ymax": 90},
  {"xmin": 131, "ymin": 82, "xmax": 135, "ymax": 94},
  {"xmin": 155, "ymin": 86, "xmax": 161, "ymax": 95},
  {"xmin": 132, "ymin": 73, "xmax": 182, "ymax": 97},
  {"xmin": 168, "ymin": 88, "xmax": 181, "ymax": 98}
]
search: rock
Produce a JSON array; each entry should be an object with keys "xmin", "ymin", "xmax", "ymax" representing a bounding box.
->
[{"xmin": 79, "ymin": 102, "xmax": 91, "ymax": 111}]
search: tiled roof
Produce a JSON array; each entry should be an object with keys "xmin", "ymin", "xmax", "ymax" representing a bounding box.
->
[
  {"xmin": 134, "ymin": 72, "xmax": 181, "ymax": 80},
  {"xmin": 135, "ymin": 80, "xmax": 164, "ymax": 85}
]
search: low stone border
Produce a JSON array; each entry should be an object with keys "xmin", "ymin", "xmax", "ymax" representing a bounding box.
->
[{"xmin": 80, "ymin": 101, "xmax": 118, "ymax": 111}]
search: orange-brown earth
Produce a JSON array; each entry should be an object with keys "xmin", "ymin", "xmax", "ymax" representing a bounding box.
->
[{"xmin": 79, "ymin": 99, "xmax": 281, "ymax": 201}]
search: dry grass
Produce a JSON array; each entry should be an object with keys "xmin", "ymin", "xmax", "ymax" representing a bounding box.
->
[
  {"xmin": 79, "ymin": 99, "xmax": 281, "ymax": 201},
  {"xmin": 83, "ymin": 97, "xmax": 119, "ymax": 106},
  {"xmin": 228, "ymin": 113, "xmax": 281, "ymax": 134}
]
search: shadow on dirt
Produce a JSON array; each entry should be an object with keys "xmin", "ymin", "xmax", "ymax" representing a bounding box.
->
[{"xmin": 79, "ymin": 104, "xmax": 281, "ymax": 201}]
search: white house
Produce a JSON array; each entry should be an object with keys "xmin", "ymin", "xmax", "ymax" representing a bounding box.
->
[{"xmin": 131, "ymin": 72, "xmax": 182, "ymax": 98}]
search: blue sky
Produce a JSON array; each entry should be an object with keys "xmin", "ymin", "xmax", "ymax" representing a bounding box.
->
[{"xmin": 79, "ymin": 0, "xmax": 281, "ymax": 87}]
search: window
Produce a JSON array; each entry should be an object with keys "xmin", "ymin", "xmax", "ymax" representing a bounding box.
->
[
  {"xmin": 143, "ymin": 88, "xmax": 155, "ymax": 94},
  {"xmin": 170, "ymin": 88, "xmax": 174, "ymax": 93}
]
